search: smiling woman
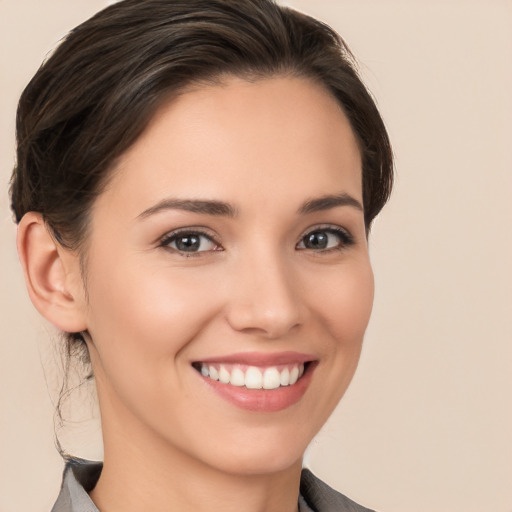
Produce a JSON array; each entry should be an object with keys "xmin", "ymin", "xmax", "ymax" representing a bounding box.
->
[{"xmin": 9, "ymin": 1, "xmax": 392, "ymax": 511}]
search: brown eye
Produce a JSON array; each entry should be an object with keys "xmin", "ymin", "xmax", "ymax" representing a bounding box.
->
[
  {"xmin": 297, "ymin": 227, "xmax": 353, "ymax": 251},
  {"xmin": 163, "ymin": 231, "xmax": 220, "ymax": 253},
  {"xmin": 302, "ymin": 231, "xmax": 330, "ymax": 249}
]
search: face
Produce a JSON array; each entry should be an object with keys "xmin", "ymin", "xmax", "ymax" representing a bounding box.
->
[{"xmin": 77, "ymin": 76, "xmax": 373, "ymax": 476}]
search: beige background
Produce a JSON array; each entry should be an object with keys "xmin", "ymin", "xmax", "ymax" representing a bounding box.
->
[{"xmin": 1, "ymin": 1, "xmax": 511, "ymax": 511}]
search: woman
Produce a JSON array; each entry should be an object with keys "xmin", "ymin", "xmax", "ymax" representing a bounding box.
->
[{"xmin": 10, "ymin": 0, "xmax": 392, "ymax": 511}]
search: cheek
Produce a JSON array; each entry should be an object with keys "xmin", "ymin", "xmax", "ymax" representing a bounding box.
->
[
  {"xmin": 288, "ymin": 258, "xmax": 374, "ymax": 439},
  {"xmin": 83, "ymin": 252, "xmax": 222, "ymax": 372},
  {"xmin": 308, "ymin": 258, "xmax": 374, "ymax": 346},
  {"xmin": 82, "ymin": 254, "xmax": 227, "ymax": 427}
]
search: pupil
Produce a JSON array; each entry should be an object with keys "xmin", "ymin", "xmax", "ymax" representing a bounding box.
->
[
  {"xmin": 306, "ymin": 232, "xmax": 328, "ymax": 249},
  {"xmin": 176, "ymin": 235, "xmax": 200, "ymax": 251}
]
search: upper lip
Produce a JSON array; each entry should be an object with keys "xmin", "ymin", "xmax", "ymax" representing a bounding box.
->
[{"xmin": 193, "ymin": 351, "xmax": 316, "ymax": 367}]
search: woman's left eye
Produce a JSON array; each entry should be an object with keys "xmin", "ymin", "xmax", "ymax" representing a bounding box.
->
[
  {"xmin": 296, "ymin": 227, "xmax": 353, "ymax": 251},
  {"xmin": 161, "ymin": 231, "xmax": 220, "ymax": 253}
]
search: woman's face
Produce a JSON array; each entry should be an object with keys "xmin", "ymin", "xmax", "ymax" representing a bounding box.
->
[{"xmin": 77, "ymin": 76, "xmax": 373, "ymax": 475}]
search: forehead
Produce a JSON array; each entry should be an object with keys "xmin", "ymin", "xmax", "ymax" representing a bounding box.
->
[{"xmin": 97, "ymin": 75, "xmax": 362, "ymax": 217}]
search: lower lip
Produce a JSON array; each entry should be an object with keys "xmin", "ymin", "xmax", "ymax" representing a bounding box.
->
[{"xmin": 197, "ymin": 363, "xmax": 315, "ymax": 413}]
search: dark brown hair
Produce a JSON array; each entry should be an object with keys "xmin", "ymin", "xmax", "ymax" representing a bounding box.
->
[{"xmin": 10, "ymin": 0, "xmax": 392, "ymax": 357}]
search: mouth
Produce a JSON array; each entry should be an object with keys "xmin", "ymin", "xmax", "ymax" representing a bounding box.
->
[
  {"xmin": 191, "ymin": 353, "xmax": 316, "ymax": 412},
  {"xmin": 192, "ymin": 361, "xmax": 308, "ymax": 390}
]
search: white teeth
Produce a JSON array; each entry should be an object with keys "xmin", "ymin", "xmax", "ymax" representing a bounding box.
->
[
  {"xmin": 280, "ymin": 367, "xmax": 290, "ymax": 386},
  {"xmin": 208, "ymin": 365, "xmax": 219, "ymax": 380},
  {"xmin": 230, "ymin": 367, "xmax": 245, "ymax": 387},
  {"xmin": 198, "ymin": 362, "xmax": 306, "ymax": 389},
  {"xmin": 289, "ymin": 366, "xmax": 299, "ymax": 385},
  {"xmin": 245, "ymin": 366, "xmax": 263, "ymax": 389},
  {"xmin": 263, "ymin": 367, "xmax": 281, "ymax": 389},
  {"xmin": 219, "ymin": 365, "xmax": 230, "ymax": 384}
]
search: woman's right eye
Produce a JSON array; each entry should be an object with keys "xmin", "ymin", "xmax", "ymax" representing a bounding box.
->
[{"xmin": 160, "ymin": 231, "xmax": 221, "ymax": 254}]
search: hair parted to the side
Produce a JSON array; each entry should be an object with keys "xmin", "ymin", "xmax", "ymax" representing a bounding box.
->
[{"xmin": 9, "ymin": 0, "xmax": 393, "ymax": 402}]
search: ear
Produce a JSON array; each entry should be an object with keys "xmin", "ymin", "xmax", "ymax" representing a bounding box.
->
[{"xmin": 17, "ymin": 212, "xmax": 88, "ymax": 333}]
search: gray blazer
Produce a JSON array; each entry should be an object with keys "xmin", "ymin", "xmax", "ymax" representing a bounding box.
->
[{"xmin": 51, "ymin": 459, "xmax": 376, "ymax": 512}]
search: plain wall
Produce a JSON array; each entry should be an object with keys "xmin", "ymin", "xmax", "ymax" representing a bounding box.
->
[{"xmin": 1, "ymin": 1, "xmax": 511, "ymax": 511}]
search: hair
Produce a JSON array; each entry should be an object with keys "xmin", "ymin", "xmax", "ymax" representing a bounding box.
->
[{"xmin": 9, "ymin": 0, "xmax": 393, "ymax": 384}]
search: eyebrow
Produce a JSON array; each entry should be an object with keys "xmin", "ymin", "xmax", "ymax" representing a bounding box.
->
[
  {"xmin": 137, "ymin": 192, "xmax": 362, "ymax": 220},
  {"xmin": 298, "ymin": 193, "xmax": 363, "ymax": 214},
  {"xmin": 137, "ymin": 198, "xmax": 238, "ymax": 219}
]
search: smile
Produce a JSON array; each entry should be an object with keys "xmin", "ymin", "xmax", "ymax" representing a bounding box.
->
[
  {"xmin": 192, "ymin": 353, "xmax": 316, "ymax": 412},
  {"xmin": 194, "ymin": 362, "xmax": 306, "ymax": 389}
]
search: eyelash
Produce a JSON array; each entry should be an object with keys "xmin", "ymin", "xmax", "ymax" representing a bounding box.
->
[
  {"xmin": 159, "ymin": 228, "xmax": 221, "ymax": 257},
  {"xmin": 158, "ymin": 225, "xmax": 354, "ymax": 256},
  {"xmin": 296, "ymin": 225, "xmax": 355, "ymax": 253}
]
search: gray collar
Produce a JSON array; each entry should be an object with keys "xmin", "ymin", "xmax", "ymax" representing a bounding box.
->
[{"xmin": 51, "ymin": 460, "xmax": 101, "ymax": 512}]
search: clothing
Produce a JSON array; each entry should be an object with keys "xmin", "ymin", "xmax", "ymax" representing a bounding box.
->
[{"xmin": 51, "ymin": 459, "xmax": 376, "ymax": 512}]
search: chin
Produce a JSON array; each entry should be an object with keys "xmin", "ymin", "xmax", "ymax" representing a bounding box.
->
[
  {"xmin": 195, "ymin": 425, "xmax": 312, "ymax": 477},
  {"xmin": 211, "ymin": 448, "xmax": 304, "ymax": 477}
]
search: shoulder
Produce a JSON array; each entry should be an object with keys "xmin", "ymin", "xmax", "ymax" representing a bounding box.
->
[{"xmin": 299, "ymin": 469, "xmax": 377, "ymax": 512}]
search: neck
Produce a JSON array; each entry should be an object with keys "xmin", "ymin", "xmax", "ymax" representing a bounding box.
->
[{"xmin": 90, "ymin": 412, "xmax": 303, "ymax": 512}]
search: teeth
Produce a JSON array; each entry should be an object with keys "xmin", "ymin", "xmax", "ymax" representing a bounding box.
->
[
  {"xmin": 289, "ymin": 366, "xmax": 299, "ymax": 385},
  {"xmin": 280, "ymin": 367, "xmax": 290, "ymax": 386},
  {"xmin": 230, "ymin": 367, "xmax": 245, "ymax": 387},
  {"xmin": 208, "ymin": 365, "xmax": 219, "ymax": 380},
  {"xmin": 263, "ymin": 367, "xmax": 281, "ymax": 389},
  {"xmin": 245, "ymin": 366, "xmax": 263, "ymax": 389},
  {"xmin": 198, "ymin": 363, "xmax": 306, "ymax": 389},
  {"xmin": 219, "ymin": 365, "xmax": 230, "ymax": 384}
]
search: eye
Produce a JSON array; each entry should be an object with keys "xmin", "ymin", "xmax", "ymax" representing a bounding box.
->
[
  {"xmin": 161, "ymin": 230, "xmax": 221, "ymax": 254},
  {"xmin": 296, "ymin": 227, "xmax": 354, "ymax": 251}
]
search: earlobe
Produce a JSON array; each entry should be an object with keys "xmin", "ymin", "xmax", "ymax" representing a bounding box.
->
[{"xmin": 17, "ymin": 212, "xmax": 87, "ymax": 333}]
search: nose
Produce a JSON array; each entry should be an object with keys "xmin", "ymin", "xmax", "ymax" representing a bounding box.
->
[{"xmin": 225, "ymin": 251, "xmax": 303, "ymax": 339}]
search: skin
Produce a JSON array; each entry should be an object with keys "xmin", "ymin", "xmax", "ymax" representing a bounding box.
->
[{"xmin": 18, "ymin": 76, "xmax": 374, "ymax": 512}]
